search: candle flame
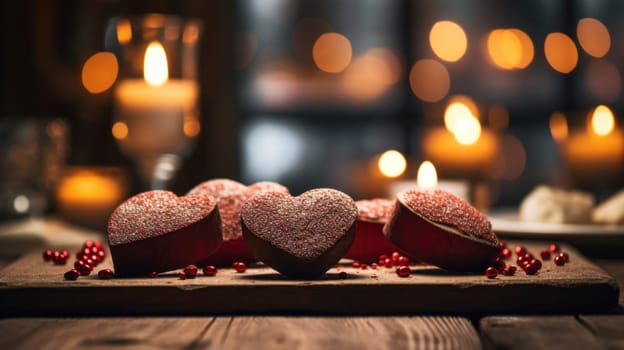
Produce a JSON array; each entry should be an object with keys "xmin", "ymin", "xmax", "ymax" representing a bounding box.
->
[
  {"xmin": 417, "ymin": 161, "xmax": 437, "ymax": 190},
  {"xmin": 378, "ymin": 150, "xmax": 407, "ymax": 178},
  {"xmin": 590, "ymin": 105, "xmax": 615, "ymax": 136},
  {"xmin": 144, "ymin": 42, "xmax": 168, "ymax": 86},
  {"xmin": 445, "ymin": 100, "xmax": 482, "ymax": 145}
]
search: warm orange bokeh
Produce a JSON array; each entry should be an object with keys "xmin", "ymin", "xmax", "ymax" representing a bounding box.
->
[
  {"xmin": 486, "ymin": 29, "xmax": 533, "ymax": 70},
  {"xmin": 81, "ymin": 52, "xmax": 118, "ymax": 94},
  {"xmin": 549, "ymin": 111, "xmax": 568, "ymax": 143},
  {"xmin": 577, "ymin": 18, "xmax": 610, "ymax": 58},
  {"xmin": 544, "ymin": 32, "xmax": 578, "ymax": 74},
  {"xmin": 312, "ymin": 32, "xmax": 352, "ymax": 73},
  {"xmin": 409, "ymin": 59, "xmax": 450, "ymax": 102},
  {"xmin": 429, "ymin": 20, "xmax": 467, "ymax": 62}
]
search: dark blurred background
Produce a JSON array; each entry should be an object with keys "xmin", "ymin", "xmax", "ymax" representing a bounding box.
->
[{"xmin": 1, "ymin": 0, "xmax": 623, "ymax": 224}]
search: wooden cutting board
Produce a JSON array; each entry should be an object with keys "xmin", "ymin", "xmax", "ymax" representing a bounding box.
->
[{"xmin": 0, "ymin": 241, "xmax": 619, "ymax": 316}]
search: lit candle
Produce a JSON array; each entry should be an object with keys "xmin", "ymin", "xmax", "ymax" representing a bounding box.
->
[
  {"xmin": 562, "ymin": 105, "xmax": 624, "ymax": 176},
  {"xmin": 113, "ymin": 42, "xmax": 199, "ymax": 174},
  {"xmin": 387, "ymin": 161, "xmax": 470, "ymax": 201},
  {"xmin": 56, "ymin": 167, "xmax": 128, "ymax": 229}
]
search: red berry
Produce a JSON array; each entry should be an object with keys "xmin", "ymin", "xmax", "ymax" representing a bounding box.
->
[
  {"xmin": 485, "ymin": 267, "xmax": 498, "ymax": 279},
  {"xmin": 352, "ymin": 261, "xmax": 361, "ymax": 268},
  {"xmin": 179, "ymin": 271, "xmax": 187, "ymax": 280},
  {"xmin": 378, "ymin": 254, "xmax": 388, "ymax": 261},
  {"xmin": 370, "ymin": 263, "xmax": 378, "ymax": 270},
  {"xmin": 74, "ymin": 260, "xmax": 84, "ymax": 270},
  {"xmin": 233, "ymin": 261, "xmax": 247, "ymax": 273},
  {"xmin": 53, "ymin": 252, "xmax": 68, "ymax": 265},
  {"xmin": 43, "ymin": 249, "xmax": 53, "ymax": 261},
  {"xmin": 559, "ymin": 252, "xmax": 569, "ymax": 262},
  {"xmin": 183, "ymin": 265, "xmax": 198, "ymax": 278},
  {"xmin": 501, "ymin": 248, "xmax": 512, "ymax": 259},
  {"xmin": 384, "ymin": 258, "xmax": 394, "ymax": 268},
  {"xmin": 78, "ymin": 264, "xmax": 92, "ymax": 276},
  {"xmin": 98, "ymin": 269, "xmax": 114, "ymax": 279},
  {"xmin": 203, "ymin": 265, "xmax": 218, "ymax": 276},
  {"xmin": 502, "ymin": 265, "xmax": 517, "ymax": 276},
  {"xmin": 97, "ymin": 250, "xmax": 106, "ymax": 260},
  {"xmin": 83, "ymin": 248, "xmax": 92, "ymax": 256},
  {"xmin": 530, "ymin": 259, "xmax": 542, "ymax": 270},
  {"xmin": 391, "ymin": 252, "xmax": 400, "ymax": 263},
  {"xmin": 60, "ymin": 250, "xmax": 69, "ymax": 258},
  {"xmin": 398, "ymin": 256, "xmax": 410, "ymax": 266},
  {"xmin": 525, "ymin": 265, "xmax": 539, "ymax": 275},
  {"xmin": 499, "ymin": 241, "xmax": 507, "ymax": 249},
  {"xmin": 64, "ymin": 269, "xmax": 80, "ymax": 280},
  {"xmin": 360, "ymin": 264, "xmax": 368, "ymax": 270},
  {"xmin": 554, "ymin": 255, "xmax": 566, "ymax": 266},
  {"xmin": 90, "ymin": 254, "xmax": 100, "ymax": 263},
  {"xmin": 84, "ymin": 240, "xmax": 94, "ymax": 249},
  {"xmin": 338, "ymin": 271, "xmax": 348, "ymax": 279},
  {"xmin": 93, "ymin": 241, "xmax": 103, "ymax": 249},
  {"xmin": 514, "ymin": 246, "xmax": 526, "ymax": 256},
  {"xmin": 540, "ymin": 249, "xmax": 551, "ymax": 260},
  {"xmin": 549, "ymin": 243, "xmax": 560, "ymax": 253},
  {"xmin": 150, "ymin": 272, "xmax": 158, "ymax": 278},
  {"xmin": 396, "ymin": 265, "xmax": 411, "ymax": 277}
]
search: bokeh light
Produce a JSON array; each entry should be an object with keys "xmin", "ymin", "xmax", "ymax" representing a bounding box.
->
[
  {"xmin": 486, "ymin": 29, "xmax": 533, "ymax": 70},
  {"xmin": 488, "ymin": 104, "xmax": 509, "ymax": 131},
  {"xmin": 544, "ymin": 32, "xmax": 578, "ymax": 74},
  {"xmin": 409, "ymin": 59, "xmax": 450, "ymax": 102},
  {"xmin": 378, "ymin": 150, "xmax": 407, "ymax": 178},
  {"xmin": 549, "ymin": 111, "xmax": 568, "ymax": 143},
  {"xmin": 586, "ymin": 59, "xmax": 621, "ymax": 102},
  {"xmin": 112, "ymin": 122, "xmax": 128, "ymax": 140},
  {"xmin": 312, "ymin": 32, "xmax": 352, "ymax": 73},
  {"xmin": 577, "ymin": 18, "xmax": 610, "ymax": 58},
  {"xmin": 81, "ymin": 52, "xmax": 118, "ymax": 94},
  {"xmin": 429, "ymin": 21, "xmax": 467, "ymax": 62},
  {"xmin": 453, "ymin": 114, "xmax": 482, "ymax": 145},
  {"xmin": 342, "ymin": 48, "xmax": 403, "ymax": 101},
  {"xmin": 417, "ymin": 161, "xmax": 437, "ymax": 189},
  {"xmin": 183, "ymin": 117, "xmax": 201, "ymax": 137},
  {"xmin": 590, "ymin": 105, "xmax": 615, "ymax": 136},
  {"xmin": 144, "ymin": 41, "xmax": 168, "ymax": 86},
  {"xmin": 116, "ymin": 18, "xmax": 132, "ymax": 45}
]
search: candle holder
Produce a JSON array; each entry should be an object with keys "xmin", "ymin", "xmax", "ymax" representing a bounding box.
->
[{"xmin": 105, "ymin": 14, "xmax": 202, "ymax": 189}]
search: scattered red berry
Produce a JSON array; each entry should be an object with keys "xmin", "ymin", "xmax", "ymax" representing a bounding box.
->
[
  {"xmin": 559, "ymin": 252, "xmax": 569, "ymax": 262},
  {"xmin": 370, "ymin": 263, "xmax": 378, "ymax": 270},
  {"xmin": 203, "ymin": 265, "xmax": 218, "ymax": 276},
  {"xmin": 540, "ymin": 249, "xmax": 551, "ymax": 260},
  {"xmin": 514, "ymin": 246, "xmax": 526, "ymax": 256},
  {"xmin": 64, "ymin": 269, "xmax": 80, "ymax": 280},
  {"xmin": 150, "ymin": 272, "xmax": 158, "ymax": 278},
  {"xmin": 398, "ymin": 256, "xmax": 410, "ymax": 266},
  {"xmin": 502, "ymin": 265, "xmax": 517, "ymax": 276},
  {"xmin": 360, "ymin": 264, "xmax": 368, "ymax": 270},
  {"xmin": 352, "ymin": 261, "xmax": 361, "ymax": 268},
  {"xmin": 501, "ymin": 248, "xmax": 512, "ymax": 259},
  {"xmin": 233, "ymin": 261, "xmax": 247, "ymax": 273},
  {"xmin": 499, "ymin": 241, "xmax": 507, "ymax": 249},
  {"xmin": 549, "ymin": 243, "xmax": 560, "ymax": 253},
  {"xmin": 485, "ymin": 267, "xmax": 498, "ymax": 279},
  {"xmin": 179, "ymin": 271, "xmax": 187, "ymax": 280},
  {"xmin": 183, "ymin": 265, "xmax": 198, "ymax": 278},
  {"xmin": 338, "ymin": 271, "xmax": 348, "ymax": 279},
  {"xmin": 84, "ymin": 241, "xmax": 94, "ymax": 249},
  {"xmin": 554, "ymin": 255, "xmax": 566, "ymax": 266},
  {"xmin": 391, "ymin": 252, "xmax": 400, "ymax": 263},
  {"xmin": 43, "ymin": 249, "xmax": 53, "ymax": 261},
  {"xmin": 396, "ymin": 265, "xmax": 411, "ymax": 277},
  {"xmin": 98, "ymin": 269, "xmax": 114, "ymax": 279},
  {"xmin": 383, "ymin": 258, "xmax": 394, "ymax": 268},
  {"xmin": 77, "ymin": 263, "xmax": 92, "ymax": 276}
]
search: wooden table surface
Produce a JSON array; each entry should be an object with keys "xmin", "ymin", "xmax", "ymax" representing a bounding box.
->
[{"xmin": 0, "ymin": 219, "xmax": 622, "ymax": 349}]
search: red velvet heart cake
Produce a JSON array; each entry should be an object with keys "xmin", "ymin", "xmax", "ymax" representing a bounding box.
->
[
  {"xmin": 344, "ymin": 198, "xmax": 410, "ymax": 263},
  {"xmin": 188, "ymin": 178, "xmax": 289, "ymax": 265},
  {"xmin": 241, "ymin": 188, "xmax": 357, "ymax": 278},
  {"xmin": 385, "ymin": 189, "xmax": 500, "ymax": 272},
  {"xmin": 107, "ymin": 190, "xmax": 222, "ymax": 276}
]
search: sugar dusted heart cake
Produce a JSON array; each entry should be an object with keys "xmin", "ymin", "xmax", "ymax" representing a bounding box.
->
[
  {"xmin": 241, "ymin": 188, "xmax": 357, "ymax": 278},
  {"xmin": 107, "ymin": 190, "xmax": 222, "ymax": 276}
]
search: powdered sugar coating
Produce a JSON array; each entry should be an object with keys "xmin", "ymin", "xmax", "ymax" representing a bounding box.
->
[
  {"xmin": 108, "ymin": 191, "xmax": 217, "ymax": 246},
  {"xmin": 241, "ymin": 188, "xmax": 357, "ymax": 260},
  {"xmin": 398, "ymin": 189, "xmax": 496, "ymax": 242},
  {"xmin": 188, "ymin": 179, "xmax": 289, "ymax": 241},
  {"xmin": 356, "ymin": 198, "xmax": 395, "ymax": 223}
]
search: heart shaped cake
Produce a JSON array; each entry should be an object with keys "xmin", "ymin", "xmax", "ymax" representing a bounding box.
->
[
  {"xmin": 241, "ymin": 188, "xmax": 357, "ymax": 278},
  {"xmin": 188, "ymin": 179, "xmax": 289, "ymax": 265},
  {"xmin": 385, "ymin": 189, "xmax": 500, "ymax": 272},
  {"xmin": 107, "ymin": 190, "xmax": 222, "ymax": 276},
  {"xmin": 344, "ymin": 198, "xmax": 411, "ymax": 263}
]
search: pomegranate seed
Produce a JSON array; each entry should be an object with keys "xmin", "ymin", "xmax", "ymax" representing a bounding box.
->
[
  {"xmin": 85, "ymin": 259, "xmax": 94, "ymax": 267},
  {"xmin": 499, "ymin": 241, "xmax": 507, "ymax": 249},
  {"xmin": 549, "ymin": 243, "xmax": 560, "ymax": 253},
  {"xmin": 352, "ymin": 261, "xmax": 361, "ymax": 268},
  {"xmin": 396, "ymin": 265, "xmax": 411, "ymax": 277},
  {"xmin": 83, "ymin": 248, "xmax": 92, "ymax": 257},
  {"xmin": 60, "ymin": 250, "xmax": 69, "ymax": 258},
  {"xmin": 530, "ymin": 259, "xmax": 542, "ymax": 270},
  {"xmin": 398, "ymin": 256, "xmax": 410, "ymax": 266},
  {"xmin": 64, "ymin": 269, "xmax": 80, "ymax": 280},
  {"xmin": 379, "ymin": 254, "xmax": 388, "ymax": 261},
  {"xmin": 84, "ymin": 241, "xmax": 94, "ymax": 249},
  {"xmin": 53, "ymin": 253, "xmax": 67, "ymax": 265},
  {"xmin": 78, "ymin": 264, "xmax": 92, "ymax": 276},
  {"xmin": 74, "ymin": 260, "xmax": 84, "ymax": 270},
  {"xmin": 559, "ymin": 252, "xmax": 569, "ymax": 262},
  {"xmin": 203, "ymin": 265, "xmax": 218, "ymax": 276},
  {"xmin": 90, "ymin": 254, "xmax": 100, "ymax": 263},
  {"xmin": 179, "ymin": 271, "xmax": 187, "ymax": 280},
  {"xmin": 93, "ymin": 241, "xmax": 103, "ymax": 249},
  {"xmin": 502, "ymin": 265, "xmax": 516, "ymax": 276},
  {"xmin": 183, "ymin": 265, "xmax": 198, "ymax": 278},
  {"xmin": 384, "ymin": 258, "xmax": 394, "ymax": 268},
  {"xmin": 98, "ymin": 250, "xmax": 106, "ymax": 259},
  {"xmin": 485, "ymin": 267, "xmax": 498, "ymax": 279},
  {"xmin": 514, "ymin": 246, "xmax": 526, "ymax": 256},
  {"xmin": 233, "ymin": 261, "xmax": 247, "ymax": 273},
  {"xmin": 540, "ymin": 249, "xmax": 551, "ymax": 260},
  {"xmin": 338, "ymin": 271, "xmax": 348, "ymax": 279},
  {"xmin": 150, "ymin": 272, "xmax": 158, "ymax": 278},
  {"xmin": 91, "ymin": 246, "xmax": 100, "ymax": 254},
  {"xmin": 501, "ymin": 248, "xmax": 512, "ymax": 259},
  {"xmin": 360, "ymin": 264, "xmax": 368, "ymax": 270},
  {"xmin": 525, "ymin": 265, "xmax": 539, "ymax": 275},
  {"xmin": 391, "ymin": 252, "xmax": 400, "ymax": 263},
  {"xmin": 98, "ymin": 269, "xmax": 114, "ymax": 279},
  {"xmin": 517, "ymin": 255, "xmax": 527, "ymax": 265},
  {"xmin": 43, "ymin": 249, "xmax": 53, "ymax": 261},
  {"xmin": 370, "ymin": 263, "xmax": 378, "ymax": 270},
  {"xmin": 554, "ymin": 255, "xmax": 566, "ymax": 266}
]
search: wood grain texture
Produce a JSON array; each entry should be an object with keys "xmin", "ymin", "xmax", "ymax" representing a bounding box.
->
[
  {"xmin": 0, "ymin": 242, "xmax": 619, "ymax": 316},
  {"xmin": 578, "ymin": 315, "xmax": 624, "ymax": 349},
  {"xmin": 480, "ymin": 316, "xmax": 602, "ymax": 350},
  {"xmin": 0, "ymin": 316, "xmax": 481, "ymax": 350}
]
